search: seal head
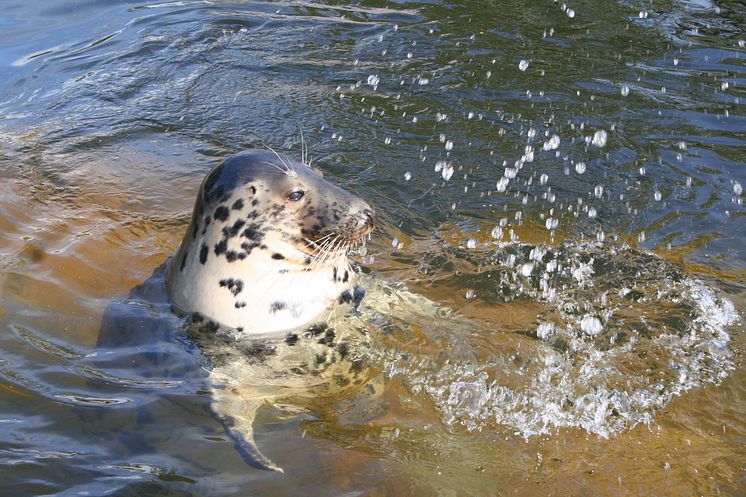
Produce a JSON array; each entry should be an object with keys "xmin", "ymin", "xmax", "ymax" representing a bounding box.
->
[{"xmin": 165, "ymin": 149, "xmax": 374, "ymax": 334}]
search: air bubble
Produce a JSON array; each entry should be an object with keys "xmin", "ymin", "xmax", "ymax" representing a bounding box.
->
[
  {"xmin": 594, "ymin": 185, "xmax": 604, "ymax": 198},
  {"xmin": 404, "ymin": 171, "xmax": 412, "ymax": 181},
  {"xmin": 734, "ymin": 182, "xmax": 743, "ymax": 196},
  {"xmin": 466, "ymin": 238, "xmax": 477, "ymax": 249},
  {"xmin": 540, "ymin": 173, "xmax": 549, "ymax": 185},
  {"xmin": 367, "ymin": 74, "xmax": 380, "ymax": 86},
  {"xmin": 445, "ymin": 140, "xmax": 454, "ymax": 151},
  {"xmin": 575, "ymin": 162, "xmax": 586, "ymax": 174},
  {"xmin": 518, "ymin": 59, "xmax": 530, "ymax": 71},
  {"xmin": 620, "ymin": 84, "xmax": 629, "ymax": 96}
]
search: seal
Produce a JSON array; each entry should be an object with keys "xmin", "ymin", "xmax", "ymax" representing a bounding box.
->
[
  {"xmin": 162, "ymin": 149, "xmax": 376, "ymax": 471},
  {"xmin": 165, "ymin": 149, "xmax": 374, "ymax": 335}
]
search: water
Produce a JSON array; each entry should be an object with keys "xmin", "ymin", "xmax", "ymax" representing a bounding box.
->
[{"xmin": 0, "ymin": 0, "xmax": 745, "ymax": 495}]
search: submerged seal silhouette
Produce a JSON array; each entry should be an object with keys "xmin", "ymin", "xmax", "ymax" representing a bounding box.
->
[{"xmin": 165, "ymin": 149, "xmax": 374, "ymax": 334}]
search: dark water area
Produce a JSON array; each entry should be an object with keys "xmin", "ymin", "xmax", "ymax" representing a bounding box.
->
[{"xmin": 0, "ymin": 0, "xmax": 744, "ymax": 496}]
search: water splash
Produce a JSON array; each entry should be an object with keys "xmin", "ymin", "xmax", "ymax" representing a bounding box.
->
[{"xmin": 366, "ymin": 243, "xmax": 739, "ymax": 439}]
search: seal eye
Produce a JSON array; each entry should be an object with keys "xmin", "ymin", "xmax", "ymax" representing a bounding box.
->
[{"xmin": 287, "ymin": 190, "xmax": 305, "ymax": 202}]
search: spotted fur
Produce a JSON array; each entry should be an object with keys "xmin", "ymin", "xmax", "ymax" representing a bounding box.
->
[{"xmin": 164, "ymin": 149, "xmax": 375, "ymax": 335}]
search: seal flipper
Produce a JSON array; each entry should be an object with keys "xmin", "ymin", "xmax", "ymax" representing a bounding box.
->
[{"xmin": 211, "ymin": 383, "xmax": 283, "ymax": 473}]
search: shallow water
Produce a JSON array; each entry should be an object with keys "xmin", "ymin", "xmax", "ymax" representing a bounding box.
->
[{"xmin": 0, "ymin": 0, "xmax": 744, "ymax": 495}]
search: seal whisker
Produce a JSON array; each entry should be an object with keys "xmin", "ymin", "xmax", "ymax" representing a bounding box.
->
[
  {"xmin": 309, "ymin": 237, "xmax": 333, "ymax": 268},
  {"xmin": 314, "ymin": 235, "xmax": 339, "ymax": 268},
  {"xmin": 304, "ymin": 232, "xmax": 336, "ymax": 250},
  {"xmin": 299, "ymin": 127, "xmax": 307, "ymax": 166},
  {"xmin": 259, "ymin": 160, "xmax": 295, "ymax": 177},
  {"xmin": 265, "ymin": 144, "xmax": 295, "ymax": 175}
]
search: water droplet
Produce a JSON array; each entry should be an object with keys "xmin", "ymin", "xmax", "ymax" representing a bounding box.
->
[
  {"xmin": 384, "ymin": 137, "xmax": 391, "ymax": 145},
  {"xmin": 465, "ymin": 289, "xmax": 476, "ymax": 299},
  {"xmin": 442, "ymin": 163, "xmax": 454, "ymax": 181},
  {"xmin": 654, "ymin": 191, "xmax": 662, "ymax": 201},
  {"xmin": 734, "ymin": 182, "xmax": 743, "ymax": 195},
  {"xmin": 639, "ymin": 10, "xmax": 648, "ymax": 19},
  {"xmin": 536, "ymin": 323, "xmax": 555, "ymax": 340},
  {"xmin": 490, "ymin": 226, "xmax": 503, "ymax": 239},
  {"xmin": 591, "ymin": 129, "xmax": 608, "ymax": 148},
  {"xmin": 620, "ymin": 84, "xmax": 630, "ymax": 96},
  {"xmin": 496, "ymin": 177, "xmax": 509, "ymax": 192},
  {"xmin": 367, "ymin": 74, "xmax": 380, "ymax": 86},
  {"xmin": 580, "ymin": 315, "xmax": 603, "ymax": 336},
  {"xmin": 445, "ymin": 140, "xmax": 454, "ymax": 151},
  {"xmin": 588, "ymin": 207, "xmax": 597, "ymax": 219},
  {"xmin": 540, "ymin": 173, "xmax": 549, "ymax": 185},
  {"xmin": 518, "ymin": 59, "xmax": 530, "ymax": 71},
  {"xmin": 527, "ymin": 128, "xmax": 537, "ymax": 139},
  {"xmin": 466, "ymin": 238, "xmax": 477, "ymax": 249},
  {"xmin": 575, "ymin": 162, "xmax": 586, "ymax": 174},
  {"xmin": 638, "ymin": 231, "xmax": 646, "ymax": 243},
  {"xmin": 542, "ymin": 134, "xmax": 560, "ymax": 150},
  {"xmin": 721, "ymin": 81, "xmax": 729, "ymax": 91},
  {"xmin": 673, "ymin": 57, "xmax": 679, "ymax": 66},
  {"xmin": 520, "ymin": 263, "xmax": 534, "ymax": 276},
  {"xmin": 545, "ymin": 217, "xmax": 558, "ymax": 230},
  {"xmin": 594, "ymin": 185, "xmax": 604, "ymax": 198},
  {"xmin": 391, "ymin": 237, "xmax": 399, "ymax": 248},
  {"xmin": 404, "ymin": 171, "xmax": 412, "ymax": 181},
  {"xmin": 566, "ymin": 8, "xmax": 575, "ymax": 18},
  {"xmin": 504, "ymin": 167, "xmax": 517, "ymax": 179}
]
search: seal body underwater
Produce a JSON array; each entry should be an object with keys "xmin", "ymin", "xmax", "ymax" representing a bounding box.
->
[{"xmin": 164, "ymin": 149, "xmax": 376, "ymax": 471}]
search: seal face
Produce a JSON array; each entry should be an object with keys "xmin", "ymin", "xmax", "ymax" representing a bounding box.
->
[{"xmin": 165, "ymin": 149, "xmax": 375, "ymax": 335}]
